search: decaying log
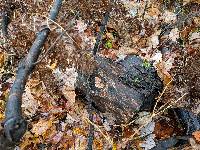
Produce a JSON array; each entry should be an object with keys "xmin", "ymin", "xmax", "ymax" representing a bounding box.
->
[{"xmin": 76, "ymin": 55, "xmax": 163, "ymax": 123}]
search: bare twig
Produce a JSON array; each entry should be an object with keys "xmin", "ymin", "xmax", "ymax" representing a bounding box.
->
[
  {"xmin": 153, "ymin": 79, "xmax": 172, "ymax": 114},
  {"xmin": 41, "ymin": 15, "xmax": 81, "ymax": 49},
  {"xmin": 93, "ymin": 11, "xmax": 110, "ymax": 55},
  {"xmin": 34, "ymin": 32, "xmax": 64, "ymax": 64},
  {"xmin": 124, "ymin": 93, "xmax": 188, "ymax": 143},
  {"xmin": 86, "ymin": 101, "xmax": 94, "ymax": 150},
  {"xmin": 34, "ymin": 12, "xmax": 79, "ymax": 64},
  {"xmin": 2, "ymin": 0, "xmax": 12, "ymax": 37},
  {"xmin": 84, "ymin": 117, "xmax": 113, "ymax": 145},
  {"xmin": 141, "ymin": 0, "xmax": 149, "ymax": 19}
]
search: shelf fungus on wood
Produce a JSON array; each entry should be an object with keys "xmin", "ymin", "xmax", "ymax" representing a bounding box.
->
[{"xmin": 75, "ymin": 55, "xmax": 163, "ymax": 123}]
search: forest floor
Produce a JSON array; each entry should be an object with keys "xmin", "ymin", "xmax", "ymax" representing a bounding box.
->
[{"xmin": 0, "ymin": 0, "xmax": 200, "ymax": 149}]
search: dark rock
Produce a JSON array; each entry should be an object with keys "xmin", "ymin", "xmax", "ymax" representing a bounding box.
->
[
  {"xmin": 75, "ymin": 55, "xmax": 163, "ymax": 123},
  {"xmin": 174, "ymin": 108, "xmax": 200, "ymax": 135},
  {"xmin": 152, "ymin": 136, "xmax": 189, "ymax": 150}
]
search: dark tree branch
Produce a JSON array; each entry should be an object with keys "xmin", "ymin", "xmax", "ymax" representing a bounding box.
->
[
  {"xmin": 1, "ymin": 0, "xmax": 13, "ymax": 37},
  {"xmin": 92, "ymin": 11, "xmax": 110, "ymax": 55},
  {"xmin": 2, "ymin": 11, "xmax": 10, "ymax": 36},
  {"xmin": 87, "ymin": 10, "xmax": 110, "ymax": 150},
  {"xmin": 86, "ymin": 98, "xmax": 94, "ymax": 150},
  {"xmin": 1, "ymin": 0, "xmax": 63, "ymax": 145}
]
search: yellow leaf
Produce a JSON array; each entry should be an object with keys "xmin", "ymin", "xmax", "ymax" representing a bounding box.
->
[
  {"xmin": 0, "ymin": 52, "xmax": 5, "ymax": 68},
  {"xmin": 73, "ymin": 127, "xmax": 87, "ymax": 136},
  {"xmin": 112, "ymin": 142, "xmax": 117, "ymax": 150},
  {"xmin": 49, "ymin": 60, "xmax": 57, "ymax": 70},
  {"xmin": 0, "ymin": 113, "xmax": 4, "ymax": 120}
]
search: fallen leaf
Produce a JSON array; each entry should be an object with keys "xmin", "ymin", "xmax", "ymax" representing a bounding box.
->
[
  {"xmin": 189, "ymin": 137, "xmax": 200, "ymax": 149},
  {"xmin": 31, "ymin": 119, "xmax": 53, "ymax": 136},
  {"xmin": 148, "ymin": 5, "xmax": 160, "ymax": 17},
  {"xmin": 0, "ymin": 52, "xmax": 4, "ymax": 68},
  {"xmin": 150, "ymin": 34, "xmax": 159, "ymax": 48},
  {"xmin": 75, "ymin": 20, "xmax": 87, "ymax": 33},
  {"xmin": 193, "ymin": 130, "xmax": 200, "ymax": 142},
  {"xmin": 169, "ymin": 28, "xmax": 179, "ymax": 42},
  {"xmin": 73, "ymin": 127, "xmax": 87, "ymax": 136},
  {"xmin": 154, "ymin": 119, "xmax": 174, "ymax": 139},
  {"xmin": 22, "ymin": 85, "xmax": 39, "ymax": 116},
  {"xmin": 163, "ymin": 11, "xmax": 177, "ymax": 23}
]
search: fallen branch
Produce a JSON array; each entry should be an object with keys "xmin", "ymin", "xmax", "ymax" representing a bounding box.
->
[
  {"xmin": 2, "ymin": 0, "xmax": 12, "ymax": 37},
  {"xmin": 86, "ymin": 10, "xmax": 110, "ymax": 149},
  {"xmin": 1, "ymin": 0, "xmax": 63, "ymax": 146},
  {"xmin": 92, "ymin": 11, "xmax": 110, "ymax": 55}
]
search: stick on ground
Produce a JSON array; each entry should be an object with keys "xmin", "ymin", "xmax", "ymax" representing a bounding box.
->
[
  {"xmin": 1, "ymin": 0, "xmax": 63, "ymax": 145},
  {"xmin": 87, "ymin": 10, "xmax": 110, "ymax": 149}
]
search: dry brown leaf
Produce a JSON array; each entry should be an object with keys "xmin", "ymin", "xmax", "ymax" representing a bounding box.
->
[
  {"xmin": 22, "ymin": 85, "xmax": 39, "ymax": 116},
  {"xmin": 49, "ymin": 61, "xmax": 58, "ymax": 70},
  {"xmin": 0, "ymin": 113, "xmax": 4, "ymax": 120},
  {"xmin": 95, "ymin": 77, "xmax": 105, "ymax": 89},
  {"xmin": 169, "ymin": 28, "xmax": 179, "ymax": 42},
  {"xmin": 150, "ymin": 34, "xmax": 159, "ymax": 48},
  {"xmin": 20, "ymin": 132, "xmax": 41, "ymax": 149},
  {"xmin": 193, "ymin": 130, "xmax": 200, "ymax": 143},
  {"xmin": 31, "ymin": 119, "xmax": 53, "ymax": 136},
  {"xmin": 117, "ymin": 46, "xmax": 141, "ymax": 56},
  {"xmin": 154, "ymin": 119, "xmax": 174, "ymax": 139},
  {"xmin": 155, "ymin": 61, "xmax": 172, "ymax": 86},
  {"xmin": 93, "ymin": 139, "xmax": 103, "ymax": 150},
  {"xmin": 0, "ymin": 52, "xmax": 4, "ymax": 68},
  {"xmin": 163, "ymin": 11, "xmax": 177, "ymax": 23},
  {"xmin": 148, "ymin": 5, "xmax": 160, "ymax": 17},
  {"xmin": 189, "ymin": 137, "xmax": 200, "ymax": 149},
  {"xmin": 183, "ymin": 0, "xmax": 200, "ymax": 5},
  {"xmin": 189, "ymin": 32, "xmax": 200, "ymax": 49}
]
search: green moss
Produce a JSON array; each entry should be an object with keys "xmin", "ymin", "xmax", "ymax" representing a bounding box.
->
[
  {"xmin": 195, "ymin": 27, "xmax": 200, "ymax": 33},
  {"xmin": 142, "ymin": 60, "xmax": 151, "ymax": 69},
  {"xmin": 132, "ymin": 77, "xmax": 140, "ymax": 84},
  {"xmin": 0, "ymin": 40, "xmax": 5, "ymax": 45},
  {"xmin": 105, "ymin": 40, "xmax": 112, "ymax": 49}
]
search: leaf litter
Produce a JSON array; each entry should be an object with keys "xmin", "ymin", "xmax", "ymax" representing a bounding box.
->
[{"xmin": 0, "ymin": 0, "xmax": 200, "ymax": 149}]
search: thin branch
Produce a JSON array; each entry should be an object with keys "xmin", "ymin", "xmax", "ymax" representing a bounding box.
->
[
  {"xmin": 86, "ymin": 10, "xmax": 111, "ymax": 149},
  {"xmin": 152, "ymin": 79, "xmax": 172, "ymax": 114},
  {"xmin": 34, "ymin": 32, "xmax": 64, "ymax": 65},
  {"xmin": 86, "ymin": 101, "xmax": 94, "ymax": 150},
  {"xmin": 2, "ymin": 11, "xmax": 10, "ymax": 37},
  {"xmin": 93, "ymin": 11, "xmax": 110, "ymax": 55},
  {"xmin": 34, "ymin": 12, "xmax": 79, "ymax": 65},
  {"xmin": 3, "ymin": 0, "xmax": 63, "ymax": 143},
  {"xmin": 42, "ymin": 15, "xmax": 81, "ymax": 49},
  {"xmin": 2, "ymin": 0, "xmax": 12, "ymax": 37},
  {"xmin": 84, "ymin": 116, "xmax": 113, "ymax": 145}
]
